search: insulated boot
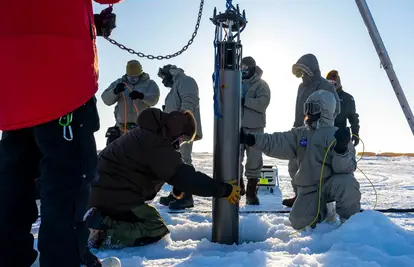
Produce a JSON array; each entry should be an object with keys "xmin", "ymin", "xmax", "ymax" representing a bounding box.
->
[
  {"xmin": 282, "ymin": 196, "xmax": 297, "ymax": 208},
  {"xmin": 81, "ymin": 249, "xmax": 102, "ymax": 267},
  {"xmin": 159, "ymin": 192, "xmax": 177, "ymax": 206},
  {"xmin": 239, "ymin": 177, "xmax": 246, "ymax": 196},
  {"xmin": 246, "ymin": 179, "xmax": 260, "ymax": 205},
  {"xmin": 168, "ymin": 193, "xmax": 194, "ymax": 210}
]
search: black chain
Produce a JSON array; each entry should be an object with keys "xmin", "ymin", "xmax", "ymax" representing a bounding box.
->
[{"xmin": 105, "ymin": 0, "xmax": 204, "ymax": 60}]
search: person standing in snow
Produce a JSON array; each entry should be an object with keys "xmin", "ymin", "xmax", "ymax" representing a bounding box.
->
[
  {"xmin": 156, "ymin": 64, "xmax": 203, "ymax": 210},
  {"xmin": 0, "ymin": 2, "xmax": 121, "ymax": 267},
  {"xmin": 241, "ymin": 90, "xmax": 361, "ymax": 229},
  {"xmin": 326, "ymin": 70, "xmax": 360, "ymax": 147},
  {"xmin": 85, "ymin": 108, "xmax": 240, "ymax": 249},
  {"xmin": 283, "ymin": 53, "xmax": 341, "ymax": 208},
  {"xmin": 102, "ymin": 60, "xmax": 160, "ymax": 145},
  {"xmin": 239, "ymin": 56, "xmax": 271, "ymax": 205}
]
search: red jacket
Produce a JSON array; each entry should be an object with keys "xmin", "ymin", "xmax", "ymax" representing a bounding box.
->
[{"xmin": 0, "ymin": 0, "xmax": 122, "ymax": 131}]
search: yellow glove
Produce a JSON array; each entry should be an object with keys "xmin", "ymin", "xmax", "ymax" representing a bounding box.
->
[{"xmin": 226, "ymin": 179, "xmax": 241, "ymax": 205}]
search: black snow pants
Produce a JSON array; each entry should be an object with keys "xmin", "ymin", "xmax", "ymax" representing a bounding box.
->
[{"xmin": 0, "ymin": 98, "xmax": 100, "ymax": 267}]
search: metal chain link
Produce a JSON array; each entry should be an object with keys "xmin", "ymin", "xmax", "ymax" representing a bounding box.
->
[{"xmin": 105, "ymin": 0, "xmax": 204, "ymax": 60}]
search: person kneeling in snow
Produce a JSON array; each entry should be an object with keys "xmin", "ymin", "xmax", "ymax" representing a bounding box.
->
[
  {"xmin": 85, "ymin": 108, "xmax": 241, "ymax": 249},
  {"xmin": 240, "ymin": 90, "xmax": 361, "ymax": 230}
]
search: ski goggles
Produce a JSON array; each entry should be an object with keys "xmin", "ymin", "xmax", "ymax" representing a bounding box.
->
[
  {"xmin": 292, "ymin": 63, "xmax": 313, "ymax": 78},
  {"xmin": 303, "ymin": 101, "xmax": 321, "ymax": 115}
]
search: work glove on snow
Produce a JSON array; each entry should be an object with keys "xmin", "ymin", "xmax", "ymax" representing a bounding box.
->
[
  {"xmin": 240, "ymin": 129, "xmax": 255, "ymax": 147},
  {"xmin": 352, "ymin": 133, "xmax": 360, "ymax": 147},
  {"xmin": 94, "ymin": 6, "xmax": 116, "ymax": 38},
  {"xmin": 129, "ymin": 91, "xmax": 144, "ymax": 100},
  {"xmin": 225, "ymin": 180, "xmax": 241, "ymax": 205},
  {"xmin": 113, "ymin": 83, "xmax": 125, "ymax": 95},
  {"xmin": 334, "ymin": 127, "xmax": 351, "ymax": 154}
]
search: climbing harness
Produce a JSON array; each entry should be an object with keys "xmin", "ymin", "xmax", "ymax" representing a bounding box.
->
[
  {"xmin": 105, "ymin": 0, "xmax": 204, "ymax": 60},
  {"xmin": 59, "ymin": 113, "xmax": 73, "ymax": 141}
]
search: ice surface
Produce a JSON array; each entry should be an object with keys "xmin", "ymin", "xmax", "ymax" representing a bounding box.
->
[{"xmin": 30, "ymin": 154, "xmax": 414, "ymax": 267}]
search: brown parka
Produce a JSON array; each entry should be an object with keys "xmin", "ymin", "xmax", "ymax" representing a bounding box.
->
[{"xmin": 89, "ymin": 108, "xmax": 231, "ymax": 216}]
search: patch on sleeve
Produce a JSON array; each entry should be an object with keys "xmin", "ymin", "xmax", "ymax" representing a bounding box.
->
[{"xmin": 299, "ymin": 138, "xmax": 308, "ymax": 147}]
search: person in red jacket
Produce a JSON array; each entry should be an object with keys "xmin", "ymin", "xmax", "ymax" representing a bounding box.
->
[{"xmin": 0, "ymin": 1, "xmax": 121, "ymax": 267}]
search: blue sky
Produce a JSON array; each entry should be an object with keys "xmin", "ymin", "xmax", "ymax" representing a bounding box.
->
[{"xmin": 93, "ymin": 0, "xmax": 414, "ymax": 153}]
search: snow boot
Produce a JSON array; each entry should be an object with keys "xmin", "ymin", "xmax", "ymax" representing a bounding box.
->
[
  {"xmin": 83, "ymin": 207, "xmax": 109, "ymax": 249},
  {"xmin": 168, "ymin": 193, "xmax": 194, "ymax": 210},
  {"xmin": 159, "ymin": 192, "xmax": 177, "ymax": 206},
  {"xmin": 81, "ymin": 249, "xmax": 102, "ymax": 267},
  {"xmin": 246, "ymin": 179, "xmax": 260, "ymax": 205},
  {"xmin": 282, "ymin": 195, "xmax": 297, "ymax": 208},
  {"xmin": 240, "ymin": 177, "xmax": 246, "ymax": 196}
]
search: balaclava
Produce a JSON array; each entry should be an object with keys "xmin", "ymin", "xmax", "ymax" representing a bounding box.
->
[
  {"xmin": 126, "ymin": 60, "xmax": 143, "ymax": 84},
  {"xmin": 158, "ymin": 64, "xmax": 175, "ymax": 88},
  {"xmin": 241, "ymin": 56, "xmax": 256, "ymax": 80}
]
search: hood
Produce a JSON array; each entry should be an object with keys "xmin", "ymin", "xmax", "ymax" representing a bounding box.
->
[
  {"xmin": 247, "ymin": 66, "xmax": 263, "ymax": 83},
  {"xmin": 137, "ymin": 108, "xmax": 196, "ymax": 143},
  {"xmin": 169, "ymin": 67, "xmax": 185, "ymax": 79},
  {"xmin": 304, "ymin": 90, "xmax": 337, "ymax": 127},
  {"xmin": 292, "ymin": 54, "xmax": 321, "ymax": 80}
]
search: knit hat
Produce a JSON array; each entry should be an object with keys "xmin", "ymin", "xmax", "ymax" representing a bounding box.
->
[
  {"xmin": 326, "ymin": 70, "xmax": 341, "ymax": 84},
  {"xmin": 126, "ymin": 60, "xmax": 143, "ymax": 76}
]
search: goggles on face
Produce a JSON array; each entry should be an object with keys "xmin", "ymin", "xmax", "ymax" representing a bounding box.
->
[
  {"xmin": 292, "ymin": 63, "xmax": 313, "ymax": 78},
  {"xmin": 303, "ymin": 101, "xmax": 321, "ymax": 116},
  {"xmin": 293, "ymin": 69, "xmax": 304, "ymax": 78},
  {"xmin": 241, "ymin": 65, "xmax": 249, "ymax": 71}
]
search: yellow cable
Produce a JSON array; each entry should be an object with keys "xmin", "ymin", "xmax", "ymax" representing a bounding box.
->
[{"xmin": 280, "ymin": 133, "xmax": 378, "ymax": 238}]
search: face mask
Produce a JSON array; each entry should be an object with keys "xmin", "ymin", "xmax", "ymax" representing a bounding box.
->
[
  {"xmin": 302, "ymin": 74, "xmax": 313, "ymax": 85},
  {"xmin": 127, "ymin": 76, "xmax": 139, "ymax": 84},
  {"xmin": 303, "ymin": 101, "xmax": 321, "ymax": 129},
  {"xmin": 328, "ymin": 79, "xmax": 341, "ymax": 90},
  {"xmin": 161, "ymin": 75, "xmax": 173, "ymax": 88},
  {"xmin": 304, "ymin": 113, "xmax": 321, "ymax": 129},
  {"xmin": 241, "ymin": 65, "xmax": 255, "ymax": 80}
]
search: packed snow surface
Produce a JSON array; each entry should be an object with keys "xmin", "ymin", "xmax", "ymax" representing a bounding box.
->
[{"xmin": 31, "ymin": 154, "xmax": 414, "ymax": 266}]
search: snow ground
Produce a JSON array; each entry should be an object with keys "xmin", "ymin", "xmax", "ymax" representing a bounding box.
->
[{"xmin": 31, "ymin": 154, "xmax": 414, "ymax": 266}]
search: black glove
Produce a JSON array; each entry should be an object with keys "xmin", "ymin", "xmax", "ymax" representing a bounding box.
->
[
  {"xmin": 241, "ymin": 98, "xmax": 245, "ymax": 106},
  {"xmin": 351, "ymin": 132, "xmax": 360, "ymax": 147},
  {"xmin": 129, "ymin": 91, "xmax": 144, "ymax": 100},
  {"xmin": 113, "ymin": 83, "xmax": 125, "ymax": 95},
  {"xmin": 94, "ymin": 6, "xmax": 116, "ymax": 38},
  {"xmin": 334, "ymin": 127, "xmax": 351, "ymax": 154},
  {"xmin": 240, "ymin": 129, "xmax": 255, "ymax": 147}
]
